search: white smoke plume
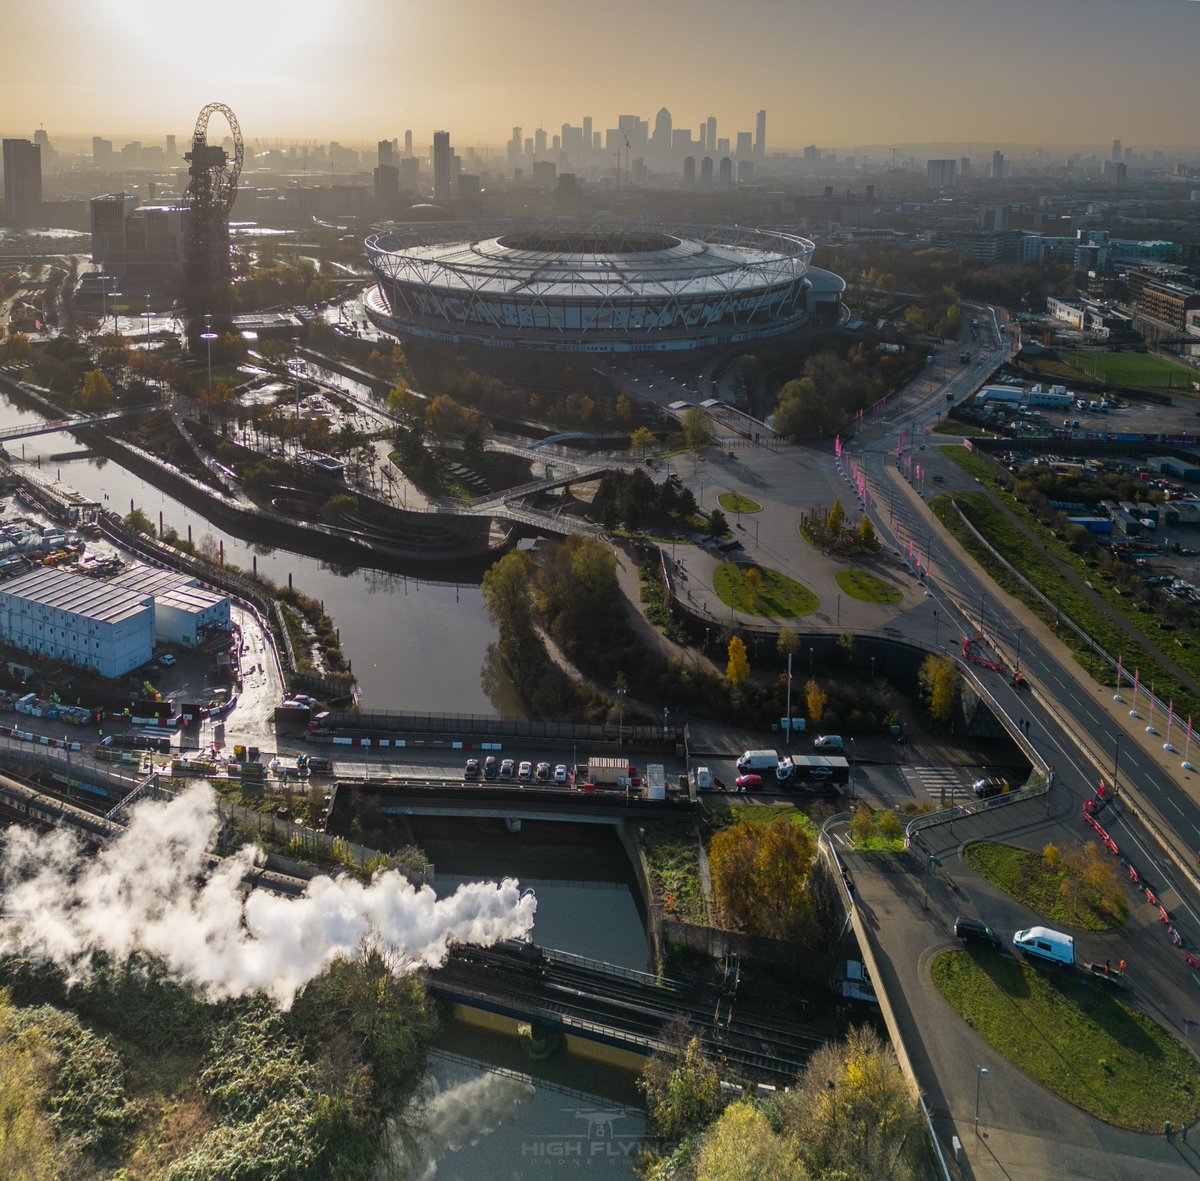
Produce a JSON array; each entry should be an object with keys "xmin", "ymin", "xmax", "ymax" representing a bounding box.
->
[{"xmin": 0, "ymin": 783, "xmax": 537, "ymax": 1007}]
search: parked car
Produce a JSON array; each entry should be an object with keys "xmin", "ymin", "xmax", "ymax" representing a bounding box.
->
[
  {"xmin": 499, "ymin": 758, "xmax": 515, "ymax": 779},
  {"xmin": 464, "ymin": 758, "xmax": 480, "ymax": 779},
  {"xmin": 483, "ymin": 755, "xmax": 498, "ymax": 780},
  {"xmin": 553, "ymin": 764, "xmax": 568, "ymax": 783},
  {"xmin": 973, "ymin": 777, "xmax": 1004, "ymax": 798},
  {"xmin": 953, "ymin": 917, "xmax": 1000, "ymax": 948},
  {"xmin": 735, "ymin": 773, "xmax": 763, "ymax": 791},
  {"xmin": 535, "ymin": 761, "xmax": 552, "ymax": 781},
  {"xmin": 517, "ymin": 760, "xmax": 533, "ymax": 781},
  {"xmin": 813, "ymin": 734, "xmax": 844, "ymax": 751},
  {"xmin": 158, "ymin": 653, "xmax": 176, "ymax": 667}
]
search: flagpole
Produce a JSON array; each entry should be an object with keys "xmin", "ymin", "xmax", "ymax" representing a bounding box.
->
[
  {"xmin": 1146, "ymin": 684, "xmax": 1157, "ymax": 736},
  {"xmin": 1183, "ymin": 715, "xmax": 1194, "ymax": 773},
  {"xmin": 1129, "ymin": 669, "xmax": 1141, "ymax": 719},
  {"xmin": 1113, "ymin": 654, "xmax": 1124, "ymax": 703},
  {"xmin": 1165, "ymin": 700, "xmax": 1175, "ymax": 753}
]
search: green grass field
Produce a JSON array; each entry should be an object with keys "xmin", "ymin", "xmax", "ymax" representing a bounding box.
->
[
  {"xmin": 932, "ymin": 949, "xmax": 1200, "ymax": 1131},
  {"xmin": 712, "ymin": 562, "xmax": 819, "ymax": 618},
  {"xmin": 835, "ymin": 569, "xmax": 903, "ymax": 604},
  {"xmin": 717, "ymin": 492, "xmax": 762, "ymax": 514},
  {"xmin": 1038, "ymin": 349, "xmax": 1195, "ymax": 392}
]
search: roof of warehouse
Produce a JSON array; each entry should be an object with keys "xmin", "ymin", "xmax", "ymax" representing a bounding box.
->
[
  {"xmin": 109, "ymin": 566, "xmax": 197, "ymax": 596},
  {"xmin": 0, "ymin": 567, "xmax": 152, "ymax": 626},
  {"xmin": 156, "ymin": 584, "xmax": 228, "ymax": 613}
]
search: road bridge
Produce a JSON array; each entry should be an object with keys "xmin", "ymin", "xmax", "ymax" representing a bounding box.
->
[{"xmin": 431, "ymin": 940, "xmax": 824, "ymax": 1084}]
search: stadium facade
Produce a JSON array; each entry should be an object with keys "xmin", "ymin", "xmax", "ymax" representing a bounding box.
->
[{"xmin": 364, "ymin": 222, "xmax": 844, "ymax": 353}]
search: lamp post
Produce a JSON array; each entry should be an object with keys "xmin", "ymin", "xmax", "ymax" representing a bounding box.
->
[
  {"xmin": 1014, "ymin": 627, "xmax": 1025, "ymax": 675},
  {"xmin": 108, "ymin": 290, "xmax": 123, "ymax": 336},
  {"xmin": 200, "ymin": 314, "xmax": 218, "ymax": 399},
  {"xmin": 1113, "ymin": 733, "xmax": 1122, "ymax": 794},
  {"xmin": 975, "ymin": 1066, "xmax": 990, "ymax": 1135},
  {"xmin": 923, "ymin": 853, "xmax": 939, "ymax": 909},
  {"xmin": 836, "ymin": 592, "xmax": 841, "ymax": 629},
  {"xmin": 870, "ymin": 655, "xmax": 876, "ymax": 680},
  {"xmin": 849, "ymin": 735, "xmax": 856, "ymax": 800},
  {"xmin": 785, "ymin": 652, "xmax": 793, "ymax": 749},
  {"xmin": 933, "ymin": 608, "xmax": 940, "ymax": 649}
]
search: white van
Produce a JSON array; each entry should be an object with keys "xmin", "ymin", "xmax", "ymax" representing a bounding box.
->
[
  {"xmin": 736, "ymin": 749, "xmax": 779, "ymax": 773},
  {"xmin": 1012, "ymin": 926, "xmax": 1075, "ymax": 966}
]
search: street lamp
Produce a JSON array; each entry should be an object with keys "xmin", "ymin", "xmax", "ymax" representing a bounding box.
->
[
  {"xmin": 933, "ymin": 608, "xmax": 940, "ymax": 649},
  {"xmin": 870, "ymin": 655, "xmax": 876, "ymax": 680},
  {"xmin": 975, "ymin": 1066, "xmax": 990, "ymax": 1135},
  {"xmin": 200, "ymin": 314, "xmax": 218, "ymax": 399},
  {"xmin": 108, "ymin": 290, "xmax": 123, "ymax": 336},
  {"xmin": 1014, "ymin": 627, "xmax": 1025, "ymax": 674},
  {"xmin": 1113, "ymin": 734, "xmax": 1122, "ymax": 794},
  {"xmin": 923, "ymin": 853, "xmax": 939, "ymax": 909}
]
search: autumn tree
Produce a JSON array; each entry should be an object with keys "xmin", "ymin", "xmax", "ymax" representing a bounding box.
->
[
  {"xmin": 777, "ymin": 627, "xmax": 799, "ymax": 659},
  {"xmin": 629, "ymin": 425, "xmax": 656, "ymax": 455},
  {"xmin": 79, "ymin": 368, "xmax": 113, "ymax": 412},
  {"xmin": 709, "ymin": 816, "xmax": 816, "ymax": 937},
  {"xmin": 805, "ymin": 677, "xmax": 827, "ymax": 724},
  {"xmin": 726, "ymin": 635, "xmax": 749, "ymax": 687},
  {"xmin": 780, "ymin": 1025, "xmax": 925, "ymax": 1181},
  {"xmin": 826, "ymin": 499, "xmax": 845, "ymax": 536},
  {"xmin": 2, "ymin": 332, "xmax": 30, "ymax": 364},
  {"xmin": 745, "ymin": 566, "xmax": 762, "ymax": 607},
  {"xmin": 858, "ymin": 516, "xmax": 877, "ymax": 548},
  {"xmin": 695, "ymin": 1102, "xmax": 809, "ymax": 1181},
  {"xmin": 919, "ymin": 652, "xmax": 960, "ymax": 725},
  {"xmin": 425, "ymin": 393, "xmax": 463, "ymax": 437},
  {"xmin": 123, "ymin": 508, "xmax": 154, "ymax": 536},
  {"xmin": 616, "ymin": 391, "xmax": 633, "ymax": 422},
  {"xmin": 638, "ymin": 1028, "xmax": 721, "ymax": 1142}
]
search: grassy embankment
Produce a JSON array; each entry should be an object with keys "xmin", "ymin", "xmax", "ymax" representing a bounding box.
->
[
  {"xmin": 933, "ymin": 949, "xmax": 1200, "ymax": 1131},
  {"xmin": 933, "ymin": 446, "xmax": 1200, "ymax": 717}
]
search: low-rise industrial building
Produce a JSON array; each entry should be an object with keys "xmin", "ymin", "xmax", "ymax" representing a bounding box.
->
[
  {"xmin": 0, "ymin": 567, "xmax": 154, "ymax": 677},
  {"xmin": 109, "ymin": 566, "xmax": 231, "ymax": 645}
]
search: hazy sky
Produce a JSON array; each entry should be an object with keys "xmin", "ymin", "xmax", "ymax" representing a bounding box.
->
[{"xmin": 3, "ymin": 0, "xmax": 1198, "ymax": 151}]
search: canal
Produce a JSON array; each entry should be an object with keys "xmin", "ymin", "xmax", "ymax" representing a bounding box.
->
[{"xmin": 1, "ymin": 390, "xmax": 652, "ymax": 1175}]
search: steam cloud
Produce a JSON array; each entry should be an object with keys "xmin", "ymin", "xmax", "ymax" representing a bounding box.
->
[{"xmin": 0, "ymin": 783, "xmax": 536, "ymax": 1007}]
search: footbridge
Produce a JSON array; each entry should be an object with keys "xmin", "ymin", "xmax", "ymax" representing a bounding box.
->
[
  {"xmin": 430, "ymin": 940, "xmax": 824, "ymax": 1083},
  {"xmin": 0, "ymin": 405, "xmax": 157, "ymax": 444}
]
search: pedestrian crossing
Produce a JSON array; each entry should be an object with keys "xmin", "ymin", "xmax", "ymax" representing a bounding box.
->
[{"xmin": 904, "ymin": 765, "xmax": 974, "ymax": 802}]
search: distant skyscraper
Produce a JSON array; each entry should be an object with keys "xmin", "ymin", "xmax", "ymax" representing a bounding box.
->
[
  {"xmin": 582, "ymin": 116, "xmax": 592, "ymax": 153},
  {"xmin": 404, "ymin": 129, "xmax": 413, "ymax": 156},
  {"xmin": 1111, "ymin": 138, "xmax": 1121, "ymax": 162},
  {"xmin": 700, "ymin": 156, "xmax": 713, "ymax": 191},
  {"xmin": 534, "ymin": 127, "xmax": 547, "ymax": 158},
  {"xmin": 652, "ymin": 107, "xmax": 672, "ymax": 154},
  {"xmin": 2, "ymin": 139, "xmax": 42, "ymax": 226},
  {"xmin": 378, "ymin": 139, "xmax": 395, "ymax": 168},
  {"xmin": 92, "ymin": 136, "xmax": 113, "ymax": 169},
  {"xmin": 717, "ymin": 137, "xmax": 730, "ymax": 157},
  {"xmin": 736, "ymin": 131, "xmax": 752, "ymax": 158},
  {"xmin": 718, "ymin": 156, "xmax": 732, "ymax": 191},
  {"xmin": 165, "ymin": 134, "xmax": 176, "ymax": 161},
  {"xmin": 432, "ymin": 130, "xmax": 452, "ymax": 203},
  {"xmin": 706, "ymin": 116, "xmax": 717, "ymax": 159},
  {"xmin": 374, "ymin": 164, "xmax": 399, "ymax": 216},
  {"xmin": 991, "ymin": 150, "xmax": 1005, "ymax": 179},
  {"xmin": 959, "ymin": 156, "xmax": 971, "ymax": 178},
  {"xmin": 508, "ymin": 127, "xmax": 522, "ymax": 166},
  {"xmin": 738, "ymin": 159, "xmax": 754, "ymax": 184},
  {"xmin": 683, "ymin": 156, "xmax": 696, "ymax": 187},
  {"xmin": 926, "ymin": 158, "xmax": 957, "ymax": 190},
  {"xmin": 754, "ymin": 109, "xmax": 766, "ymax": 158}
]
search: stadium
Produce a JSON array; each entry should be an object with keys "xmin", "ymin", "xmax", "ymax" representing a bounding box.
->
[{"xmin": 364, "ymin": 222, "xmax": 844, "ymax": 353}]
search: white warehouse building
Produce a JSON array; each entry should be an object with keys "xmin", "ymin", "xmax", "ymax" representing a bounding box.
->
[
  {"xmin": 0, "ymin": 567, "xmax": 154, "ymax": 678},
  {"xmin": 109, "ymin": 567, "xmax": 231, "ymax": 645}
]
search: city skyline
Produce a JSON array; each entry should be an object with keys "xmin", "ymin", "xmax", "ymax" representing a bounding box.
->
[{"xmin": 3, "ymin": 0, "xmax": 1199, "ymax": 150}]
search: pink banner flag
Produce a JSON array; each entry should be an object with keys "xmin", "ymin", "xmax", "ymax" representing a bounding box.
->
[
  {"xmin": 1117, "ymin": 654, "xmax": 1123, "ymax": 688},
  {"xmin": 1133, "ymin": 669, "xmax": 1140, "ymax": 697}
]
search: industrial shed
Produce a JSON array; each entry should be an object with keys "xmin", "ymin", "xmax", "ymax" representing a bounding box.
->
[
  {"xmin": 0, "ymin": 567, "xmax": 154, "ymax": 678},
  {"xmin": 109, "ymin": 566, "xmax": 231, "ymax": 645}
]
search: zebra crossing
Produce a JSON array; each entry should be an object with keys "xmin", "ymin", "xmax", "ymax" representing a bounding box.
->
[{"xmin": 904, "ymin": 765, "xmax": 975, "ymax": 803}]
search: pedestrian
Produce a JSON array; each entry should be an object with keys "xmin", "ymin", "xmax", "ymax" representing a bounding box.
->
[{"xmin": 1166, "ymin": 1120, "xmax": 1174, "ymax": 1140}]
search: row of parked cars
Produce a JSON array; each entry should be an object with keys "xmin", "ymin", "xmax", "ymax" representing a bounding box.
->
[{"xmin": 464, "ymin": 756, "xmax": 570, "ymax": 784}]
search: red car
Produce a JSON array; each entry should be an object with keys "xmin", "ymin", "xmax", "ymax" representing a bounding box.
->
[{"xmin": 735, "ymin": 774, "xmax": 763, "ymax": 792}]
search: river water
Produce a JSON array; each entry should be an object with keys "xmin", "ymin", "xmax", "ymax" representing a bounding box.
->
[
  {"xmin": 4, "ymin": 393, "xmax": 509, "ymax": 712},
  {"xmin": 1, "ymin": 389, "xmax": 649, "ymax": 1176}
]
